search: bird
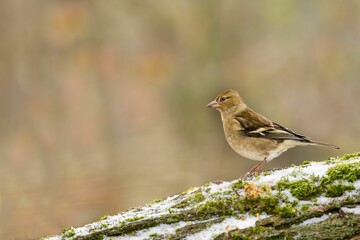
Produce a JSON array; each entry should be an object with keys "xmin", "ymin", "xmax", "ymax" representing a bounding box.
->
[{"xmin": 207, "ymin": 89, "xmax": 339, "ymax": 176}]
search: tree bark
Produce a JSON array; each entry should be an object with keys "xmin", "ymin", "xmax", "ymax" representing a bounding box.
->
[{"xmin": 43, "ymin": 153, "xmax": 360, "ymax": 240}]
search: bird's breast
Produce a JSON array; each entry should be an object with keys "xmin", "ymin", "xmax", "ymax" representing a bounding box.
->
[{"xmin": 222, "ymin": 121, "xmax": 280, "ymax": 161}]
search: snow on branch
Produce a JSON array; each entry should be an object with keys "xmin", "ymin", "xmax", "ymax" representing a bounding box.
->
[{"xmin": 42, "ymin": 152, "xmax": 360, "ymax": 240}]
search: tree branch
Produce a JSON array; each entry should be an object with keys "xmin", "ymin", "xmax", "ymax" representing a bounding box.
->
[{"xmin": 42, "ymin": 152, "xmax": 360, "ymax": 240}]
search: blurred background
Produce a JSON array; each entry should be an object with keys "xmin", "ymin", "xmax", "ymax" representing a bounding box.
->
[{"xmin": 1, "ymin": 0, "xmax": 359, "ymax": 239}]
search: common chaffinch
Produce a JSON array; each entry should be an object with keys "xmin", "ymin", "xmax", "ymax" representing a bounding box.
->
[{"xmin": 207, "ymin": 89, "xmax": 339, "ymax": 175}]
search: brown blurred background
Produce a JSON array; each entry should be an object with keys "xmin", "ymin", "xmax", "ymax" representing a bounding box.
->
[{"xmin": 0, "ymin": 1, "xmax": 359, "ymax": 239}]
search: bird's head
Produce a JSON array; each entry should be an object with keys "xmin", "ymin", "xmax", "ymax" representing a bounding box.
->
[{"xmin": 206, "ymin": 89, "xmax": 246, "ymax": 115}]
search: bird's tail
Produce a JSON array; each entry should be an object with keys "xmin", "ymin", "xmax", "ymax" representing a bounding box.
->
[{"xmin": 308, "ymin": 140, "xmax": 340, "ymax": 149}]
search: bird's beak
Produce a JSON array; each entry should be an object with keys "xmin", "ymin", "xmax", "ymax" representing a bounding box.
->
[{"xmin": 206, "ymin": 100, "xmax": 219, "ymax": 108}]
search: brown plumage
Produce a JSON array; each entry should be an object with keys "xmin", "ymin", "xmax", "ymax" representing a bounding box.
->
[{"xmin": 207, "ymin": 89, "xmax": 339, "ymax": 174}]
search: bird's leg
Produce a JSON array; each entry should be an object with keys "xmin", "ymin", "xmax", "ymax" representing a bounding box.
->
[
  {"xmin": 242, "ymin": 157, "xmax": 268, "ymax": 180},
  {"xmin": 249, "ymin": 157, "xmax": 268, "ymax": 173}
]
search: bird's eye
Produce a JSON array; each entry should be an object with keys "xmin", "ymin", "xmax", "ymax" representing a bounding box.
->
[{"xmin": 219, "ymin": 96, "xmax": 228, "ymax": 102}]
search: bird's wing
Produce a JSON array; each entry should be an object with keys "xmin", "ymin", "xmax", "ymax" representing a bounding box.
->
[
  {"xmin": 256, "ymin": 122, "xmax": 310, "ymax": 141},
  {"xmin": 234, "ymin": 109, "xmax": 309, "ymax": 142},
  {"xmin": 233, "ymin": 108, "xmax": 273, "ymax": 131}
]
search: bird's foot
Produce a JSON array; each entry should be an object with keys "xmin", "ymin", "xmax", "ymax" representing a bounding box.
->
[
  {"xmin": 242, "ymin": 170, "xmax": 262, "ymax": 180},
  {"xmin": 241, "ymin": 160, "xmax": 267, "ymax": 180},
  {"xmin": 241, "ymin": 172, "xmax": 256, "ymax": 180}
]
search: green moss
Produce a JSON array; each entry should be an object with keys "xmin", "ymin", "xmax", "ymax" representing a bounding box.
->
[
  {"xmin": 275, "ymin": 204, "xmax": 298, "ymax": 218},
  {"xmin": 88, "ymin": 234, "xmax": 104, "ymax": 240},
  {"xmin": 288, "ymin": 169, "xmax": 303, "ymax": 178},
  {"xmin": 242, "ymin": 195, "xmax": 279, "ymax": 215},
  {"xmin": 263, "ymin": 171, "xmax": 272, "ymax": 176},
  {"xmin": 302, "ymin": 160, "xmax": 312, "ymax": 165},
  {"xmin": 173, "ymin": 200, "xmax": 188, "ymax": 209},
  {"xmin": 126, "ymin": 216, "xmax": 144, "ymax": 223},
  {"xmin": 61, "ymin": 227, "xmax": 75, "ymax": 238},
  {"xmin": 100, "ymin": 223, "xmax": 108, "ymax": 229},
  {"xmin": 248, "ymin": 226, "xmax": 265, "ymax": 234},
  {"xmin": 183, "ymin": 186, "xmax": 198, "ymax": 194},
  {"xmin": 233, "ymin": 179, "xmax": 245, "ymax": 189},
  {"xmin": 209, "ymin": 192, "xmax": 222, "ymax": 199},
  {"xmin": 100, "ymin": 215, "xmax": 109, "ymax": 221},
  {"xmin": 276, "ymin": 178, "xmax": 321, "ymax": 200},
  {"xmin": 192, "ymin": 185, "xmax": 280, "ymax": 218},
  {"xmin": 196, "ymin": 198, "xmax": 234, "ymax": 216},
  {"xmin": 259, "ymin": 184, "xmax": 271, "ymax": 192},
  {"xmin": 309, "ymin": 174, "xmax": 320, "ymax": 182},
  {"xmin": 148, "ymin": 198, "xmax": 163, "ymax": 204},
  {"xmin": 194, "ymin": 192, "xmax": 206, "ymax": 202},
  {"xmin": 325, "ymin": 184, "xmax": 355, "ymax": 197},
  {"xmin": 118, "ymin": 221, "xmax": 125, "ymax": 228},
  {"xmin": 340, "ymin": 152, "xmax": 360, "ymax": 160},
  {"xmin": 301, "ymin": 204, "xmax": 311, "ymax": 211},
  {"xmin": 173, "ymin": 192, "xmax": 206, "ymax": 208},
  {"xmin": 326, "ymin": 161, "xmax": 360, "ymax": 183},
  {"xmin": 260, "ymin": 196, "xmax": 280, "ymax": 214},
  {"xmin": 227, "ymin": 234, "xmax": 251, "ymax": 240},
  {"xmin": 223, "ymin": 189, "xmax": 235, "ymax": 196},
  {"xmin": 150, "ymin": 233, "xmax": 159, "ymax": 237},
  {"xmin": 319, "ymin": 176, "xmax": 331, "ymax": 187},
  {"xmin": 167, "ymin": 213, "xmax": 181, "ymax": 223}
]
